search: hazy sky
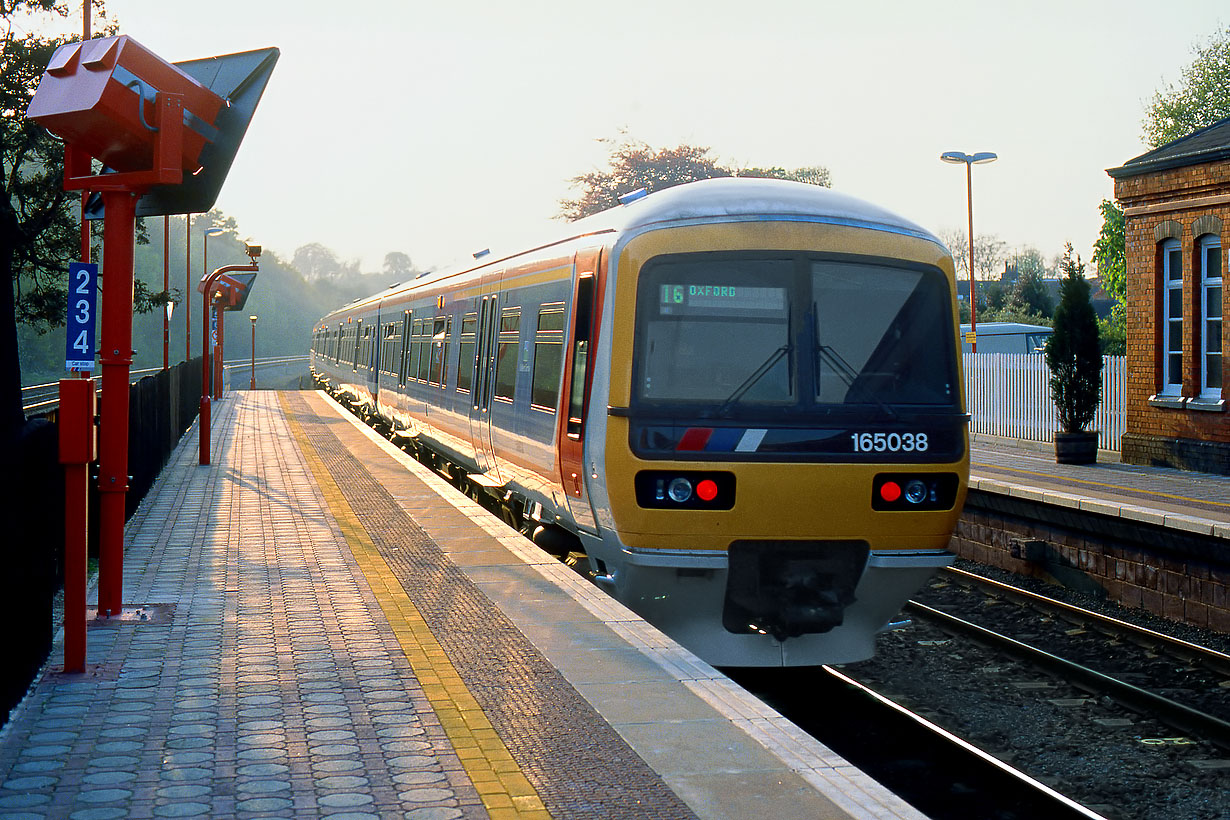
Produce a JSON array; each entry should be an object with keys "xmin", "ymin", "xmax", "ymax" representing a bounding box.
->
[{"xmin": 27, "ymin": 0, "xmax": 1229, "ymax": 273}]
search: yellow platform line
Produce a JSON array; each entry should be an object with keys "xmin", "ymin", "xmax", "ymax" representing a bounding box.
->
[{"xmin": 280, "ymin": 395, "xmax": 552, "ymax": 820}]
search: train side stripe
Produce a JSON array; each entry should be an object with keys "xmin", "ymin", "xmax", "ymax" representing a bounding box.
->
[{"xmin": 735, "ymin": 428, "xmax": 767, "ymax": 452}]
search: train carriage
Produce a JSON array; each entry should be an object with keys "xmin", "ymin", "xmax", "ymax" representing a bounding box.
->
[{"xmin": 312, "ymin": 177, "xmax": 969, "ymax": 667}]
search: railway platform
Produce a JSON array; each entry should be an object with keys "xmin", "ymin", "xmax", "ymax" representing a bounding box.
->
[
  {"xmin": 969, "ymin": 434, "xmax": 1229, "ymax": 539},
  {"xmin": 0, "ymin": 390, "xmax": 925, "ymax": 820}
]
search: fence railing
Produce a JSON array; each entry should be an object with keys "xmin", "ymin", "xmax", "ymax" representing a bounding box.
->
[{"xmin": 964, "ymin": 353, "xmax": 1127, "ymax": 452}]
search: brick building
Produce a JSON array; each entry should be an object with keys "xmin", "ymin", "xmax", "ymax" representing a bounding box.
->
[{"xmin": 1108, "ymin": 118, "xmax": 1228, "ymax": 474}]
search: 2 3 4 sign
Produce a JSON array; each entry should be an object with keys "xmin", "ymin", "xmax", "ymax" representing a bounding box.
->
[{"xmin": 65, "ymin": 262, "xmax": 98, "ymax": 371}]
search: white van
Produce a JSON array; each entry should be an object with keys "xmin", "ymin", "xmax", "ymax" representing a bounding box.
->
[{"xmin": 961, "ymin": 322, "xmax": 1052, "ymax": 354}]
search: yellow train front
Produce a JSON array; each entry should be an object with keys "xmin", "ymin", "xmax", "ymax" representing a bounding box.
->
[{"xmin": 578, "ymin": 179, "xmax": 969, "ymax": 667}]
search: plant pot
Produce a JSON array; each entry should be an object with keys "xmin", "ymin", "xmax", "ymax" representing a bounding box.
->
[{"xmin": 1055, "ymin": 431, "xmax": 1099, "ymax": 465}]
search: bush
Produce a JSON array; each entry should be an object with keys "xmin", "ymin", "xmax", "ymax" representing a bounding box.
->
[{"xmin": 1046, "ymin": 244, "xmax": 1103, "ymax": 433}]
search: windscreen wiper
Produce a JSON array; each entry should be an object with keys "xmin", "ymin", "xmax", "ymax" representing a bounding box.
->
[
  {"xmin": 816, "ymin": 344, "xmax": 898, "ymax": 420},
  {"xmin": 716, "ymin": 345, "xmax": 791, "ymax": 417}
]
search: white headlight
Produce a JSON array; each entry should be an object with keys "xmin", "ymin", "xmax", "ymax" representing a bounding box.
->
[
  {"xmin": 667, "ymin": 477, "xmax": 693, "ymax": 503},
  {"xmin": 904, "ymin": 480, "xmax": 928, "ymax": 504}
]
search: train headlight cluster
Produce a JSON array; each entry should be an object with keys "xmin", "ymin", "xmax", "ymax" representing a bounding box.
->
[
  {"xmin": 636, "ymin": 471, "xmax": 735, "ymax": 510},
  {"xmin": 872, "ymin": 473, "xmax": 960, "ymax": 511}
]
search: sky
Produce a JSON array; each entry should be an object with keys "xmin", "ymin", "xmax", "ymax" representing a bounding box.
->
[{"xmin": 23, "ymin": 0, "xmax": 1230, "ymax": 274}]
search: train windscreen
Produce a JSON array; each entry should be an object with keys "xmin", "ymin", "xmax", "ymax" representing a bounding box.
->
[{"xmin": 635, "ymin": 255, "xmax": 956, "ymax": 414}]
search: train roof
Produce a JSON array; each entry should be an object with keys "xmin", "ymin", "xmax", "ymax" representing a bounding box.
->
[
  {"xmin": 321, "ymin": 178, "xmax": 944, "ymax": 321},
  {"xmin": 573, "ymin": 177, "xmax": 940, "ymax": 243}
]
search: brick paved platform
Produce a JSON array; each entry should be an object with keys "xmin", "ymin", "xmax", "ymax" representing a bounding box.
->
[{"xmin": 0, "ymin": 391, "xmax": 926, "ymax": 820}]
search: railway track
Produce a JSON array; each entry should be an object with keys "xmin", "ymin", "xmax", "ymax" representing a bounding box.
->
[
  {"xmin": 732, "ymin": 664, "xmax": 1111, "ymax": 820},
  {"xmin": 810, "ymin": 566, "xmax": 1230, "ymax": 820}
]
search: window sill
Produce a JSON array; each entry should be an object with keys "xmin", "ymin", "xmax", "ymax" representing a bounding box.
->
[
  {"xmin": 1188, "ymin": 397, "xmax": 1226, "ymax": 413},
  {"xmin": 1148, "ymin": 394, "xmax": 1186, "ymax": 409}
]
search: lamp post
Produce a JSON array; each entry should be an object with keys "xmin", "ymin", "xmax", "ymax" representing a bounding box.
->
[
  {"xmin": 940, "ymin": 150, "xmax": 997, "ymax": 353},
  {"xmin": 198, "ymin": 244, "xmax": 260, "ymax": 465},
  {"xmin": 249, "ymin": 315, "xmax": 258, "ymax": 389},
  {"xmin": 202, "ymin": 226, "xmax": 224, "ymax": 390},
  {"xmin": 164, "ymin": 300, "xmax": 175, "ymax": 371}
]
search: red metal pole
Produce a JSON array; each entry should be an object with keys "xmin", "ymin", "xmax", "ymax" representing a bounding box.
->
[
  {"xmin": 97, "ymin": 189, "xmax": 138, "ymax": 616},
  {"xmin": 201, "ymin": 290, "xmax": 212, "ymax": 465},
  {"xmin": 198, "ymin": 263, "xmax": 259, "ymax": 465},
  {"xmin": 60, "ymin": 377, "xmax": 94, "ymax": 672},
  {"xmin": 213, "ymin": 301, "xmax": 224, "ymax": 399},
  {"xmin": 966, "ymin": 161, "xmax": 978, "ymax": 354}
]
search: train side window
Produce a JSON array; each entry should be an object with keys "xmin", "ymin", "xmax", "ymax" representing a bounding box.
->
[
  {"xmin": 363, "ymin": 326, "xmax": 376, "ymax": 372},
  {"xmin": 567, "ymin": 274, "xmax": 595, "ymax": 436},
  {"xmin": 382, "ymin": 322, "xmax": 398, "ymax": 376},
  {"xmin": 531, "ymin": 303, "xmax": 565, "ymax": 410},
  {"xmin": 494, "ymin": 308, "xmax": 520, "ymax": 402},
  {"xmin": 398, "ymin": 311, "xmax": 412, "ymax": 385},
  {"xmin": 457, "ymin": 313, "xmax": 477, "ymax": 393},
  {"xmin": 429, "ymin": 316, "xmax": 450, "ymax": 387},
  {"xmin": 408, "ymin": 319, "xmax": 423, "ymax": 381},
  {"xmin": 410, "ymin": 319, "xmax": 427, "ymax": 382},
  {"xmin": 352, "ymin": 322, "xmax": 363, "ymax": 370}
]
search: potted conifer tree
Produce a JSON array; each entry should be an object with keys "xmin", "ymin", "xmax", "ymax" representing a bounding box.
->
[{"xmin": 1046, "ymin": 244, "xmax": 1103, "ymax": 464}]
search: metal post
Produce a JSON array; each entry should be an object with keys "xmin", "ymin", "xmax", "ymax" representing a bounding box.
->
[
  {"xmin": 185, "ymin": 217, "xmax": 191, "ymax": 363},
  {"xmin": 97, "ymin": 189, "xmax": 138, "ymax": 616},
  {"xmin": 163, "ymin": 214, "xmax": 169, "ymax": 370},
  {"xmin": 966, "ymin": 162, "xmax": 978, "ymax": 354},
  {"xmin": 214, "ymin": 298, "xmax": 225, "ymax": 399},
  {"xmin": 200, "ymin": 289, "xmax": 212, "ymax": 465},
  {"xmin": 60, "ymin": 377, "xmax": 93, "ymax": 672},
  {"xmin": 250, "ymin": 316, "xmax": 256, "ymax": 389}
]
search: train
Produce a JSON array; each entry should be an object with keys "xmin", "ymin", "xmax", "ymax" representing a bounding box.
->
[{"xmin": 310, "ymin": 177, "xmax": 970, "ymax": 667}]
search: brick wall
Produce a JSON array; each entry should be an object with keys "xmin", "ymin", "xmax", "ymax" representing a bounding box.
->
[
  {"xmin": 1113, "ymin": 158, "xmax": 1229, "ymax": 474},
  {"xmin": 951, "ymin": 501, "xmax": 1230, "ymax": 632}
]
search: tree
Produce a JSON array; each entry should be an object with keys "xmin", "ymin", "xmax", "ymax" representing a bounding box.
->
[
  {"xmin": 1143, "ymin": 27, "xmax": 1230, "ymax": 147},
  {"xmin": 559, "ymin": 135, "xmax": 832, "ymax": 220},
  {"xmin": 1046, "ymin": 244, "xmax": 1103, "ymax": 435},
  {"xmin": 737, "ymin": 165, "xmax": 832, "ymax": 188},
  {"xmin": 1008, "ymin": 248, "xmax": 1053, "ymax": 319},
  {"xmin": 938, "ymin": 229, "xmax": 1008, "ymax": 285},
  {"xmin": 292, "ymin": 242, "xmax": 360, "ymax": 282},
  {"xmin": 1093, "ymin": 199, "xmax": 1125, "ymax": 306},
  {"xmin": 1092, "ymin": 199, "xmax": 1127, "ymax": 355},
  {"xmin": 382, "ymin": 251, "xmax": 416, "ymax": 281}
]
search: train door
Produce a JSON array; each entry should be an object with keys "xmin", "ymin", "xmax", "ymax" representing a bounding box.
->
[
  {"xmin": 468, "ymin": 276, "xmax": 502, "ymax": 483},
  {"xmin": 556, "ymin": 248, "xmax": 604, "ymax": 533}
]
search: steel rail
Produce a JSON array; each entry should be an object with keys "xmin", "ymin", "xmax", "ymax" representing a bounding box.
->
[
  {"xmin": 905, "ymin": 599, "xmax": 1230, "ymax": 751},
  {"xmin": 942, "ymin": 566, "xmax": 1230, "ymax": 676},
  {"xmin": 820, "ymin": 665, "xmax": 1111, "ymax": 820}
]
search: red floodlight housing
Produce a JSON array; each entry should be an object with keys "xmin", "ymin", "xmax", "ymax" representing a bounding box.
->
[
  {"xmin": 28, "ymin": 35, "xmax": 225, "ymax": 188},
  {"xmin": 200, "ymin": 270, "xmax": 258, "ymax": 311}
]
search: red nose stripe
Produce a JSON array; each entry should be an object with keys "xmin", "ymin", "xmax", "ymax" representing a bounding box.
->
[{"xmin": 677, "ymin": 427, "xmax": 714, "ymax": 451}]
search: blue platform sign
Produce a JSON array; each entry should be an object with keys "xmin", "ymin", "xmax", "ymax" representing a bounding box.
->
[{"xmin": 65, "ymin": 262, "xmax": 98, "ymax": 371}]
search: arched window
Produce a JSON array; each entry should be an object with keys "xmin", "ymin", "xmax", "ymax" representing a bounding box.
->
[
  {"xmin": 1199, "ymin": 234, "xmax": 1222, "ymax": 399},
  {"xmin": 1161, "ymin": 239, "xmax": 1183, "ymax": 395}
]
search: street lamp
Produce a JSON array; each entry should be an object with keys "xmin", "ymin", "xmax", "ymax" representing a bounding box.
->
[
  {"xmin": 940, "ymin": 150, "xmax": 997, "ymax": 353},
  {"xmin": 249, "ymin": 315, "xmax": 257, "ymax": 390}
]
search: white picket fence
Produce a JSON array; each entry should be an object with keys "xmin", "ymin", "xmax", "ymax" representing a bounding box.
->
[{"xmin": 963, "ymin": 353, "xmax": 1127, "ymax": 452}]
